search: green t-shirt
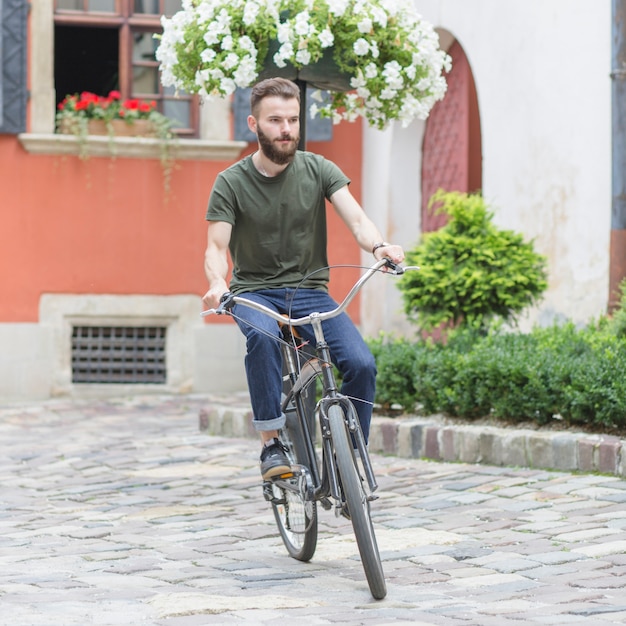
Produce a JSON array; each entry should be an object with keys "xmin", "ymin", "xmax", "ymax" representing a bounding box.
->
[{"xmin": 206, "ymin": 150, "xmax": 350, "ymax": 294}]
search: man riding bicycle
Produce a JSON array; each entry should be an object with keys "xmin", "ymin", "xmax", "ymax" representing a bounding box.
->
[{"xmin": 202, "ymin": 77, "xmax": 404, "ymax": 481}]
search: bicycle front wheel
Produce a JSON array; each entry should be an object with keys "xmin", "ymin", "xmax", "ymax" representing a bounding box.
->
[
  {"xmin": 328, "ymin": 403, "xmax": 387, "ymax": 599},
  {"xmin": 270, "ymin": 406, "xmax": 318, "ymax": 562}
]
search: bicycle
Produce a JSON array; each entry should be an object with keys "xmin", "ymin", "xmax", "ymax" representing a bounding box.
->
[{"xmin": 202, "ymin": 257, "xmax": 412, "ymax": 600}]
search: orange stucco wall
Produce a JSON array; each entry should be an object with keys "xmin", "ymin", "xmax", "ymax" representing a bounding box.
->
[{"xmin": 0, "ymin": 119, "xmax": 362, "ymax": 323}]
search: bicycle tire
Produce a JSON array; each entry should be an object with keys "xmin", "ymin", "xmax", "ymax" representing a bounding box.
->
[
  {"xmin": 328, "ymin": 404, "xmax": 387, "ymax": 599},
  {"xmin": 270, "ymin": 404, "xmax": 318, "ymax": 562}
]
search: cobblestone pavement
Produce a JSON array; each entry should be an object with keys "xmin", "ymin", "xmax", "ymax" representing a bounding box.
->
[{"xmin": 2, "ymin": 394, "xmax": 626, "ymax": 626}]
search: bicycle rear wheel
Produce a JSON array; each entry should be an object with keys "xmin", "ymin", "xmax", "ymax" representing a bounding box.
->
[
  {"xmin": 270, "ymin": 404, "xmax": 318, "ymax": 562},
  {"xmin": 328, "ymin": 403, "xmax": 386, "ymax": 599}
]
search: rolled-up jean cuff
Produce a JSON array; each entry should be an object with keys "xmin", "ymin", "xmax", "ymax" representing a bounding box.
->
[{"xmin": 252, "ymin": 414, "xmax": 286, "ymax": 432}]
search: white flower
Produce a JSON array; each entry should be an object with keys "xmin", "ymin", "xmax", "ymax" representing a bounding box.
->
[
  {"xmin": 239, "ymin": 35, "xmax": 256, "ymax": 53},
  {"xmin": 203, "ymin": 29, "xmax": 220, "ymax": 47},
  {"xmin": 220, "ymin": 77, "xmax": 237, "ymax": 95},
  {"xmin": 350, "ymin": 73, "xmax": 366, "ymax": 89},
  {"xmin": 327, "ymin": 0, "xmax": 349, "ymax": 17},
  {"xmin": 295, "ymin": 11, "xmax": 312, "ymax": 36},
  {"xmin": 319, "ymin": 28, "xmax": 334, "ymax": 48},
  {"xmin": 243, "ymin": 2, "xmax": 260, "ymax": 26},
  {"xmin": 200, "ymin": 48, "xmax": 217, "ymax": 64},
  {"xmin": 233, "ymin": 56, "xmax": 258, "ymax": 86},
  {"xmin": 353, "ymin": 38, "xmax": 370, "ymax": 56},
  {"xmin": 277, "ymin": 22, "xmax": 292, "ymax": 44},
  {"xmin": 371, "ymin": 6, "xmax": 387, "ymax": 28},
  {"xmin": 364, "ymin": 63, "xmax": 378, "ymax": 79},
  {"xmin": 274, "ymin": 41, "xmax": 294, "ymax": 68},
  {"xmin": 214, "ymin": 8, "xmax": 231, "ymax": 32},
  {"xmin": 222, "ymin": 52, "xmax": 240, "ymax": 70},
  {"xmin": 295, "ymin": 49, "xmax": 311, "ymax": 65},
  {"xmin": 357, "ymin": 18, "xmax": 373, "ymax": 34}
]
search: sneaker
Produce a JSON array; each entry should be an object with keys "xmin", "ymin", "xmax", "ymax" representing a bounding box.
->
[{"xmin": 260, "ymin": 438, "xmax": 292, "ymax": 480}]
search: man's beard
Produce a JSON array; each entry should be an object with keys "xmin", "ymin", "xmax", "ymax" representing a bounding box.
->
[{"xmin": 257, "ymin": 125, "xmax": 299, "ymax": 165}]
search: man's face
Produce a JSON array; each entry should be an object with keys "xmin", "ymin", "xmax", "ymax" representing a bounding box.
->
[{"xmin": 249, "ymin": 96, "xmax": 300, "ymax": 165}]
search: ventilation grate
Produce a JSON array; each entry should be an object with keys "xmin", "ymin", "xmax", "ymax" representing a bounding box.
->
[{"xmin": 71, "ymin": 326, "xmax": 166, "ymax": 384}]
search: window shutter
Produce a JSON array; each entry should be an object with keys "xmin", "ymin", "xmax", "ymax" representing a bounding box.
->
[{"xmin": 0, "ymin": 0, "xmax": 28, "ymax": 134}]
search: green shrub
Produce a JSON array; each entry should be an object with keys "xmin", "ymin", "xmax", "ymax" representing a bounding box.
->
[
  {"xmin": 370, "ymin": 320, "xmax": 626, "ymax": 432},
  {"xmin": 398, "ymin": 190, "xmax": 548, "ymax": 333},
  {"xmin": 368, "ymin": 335, "xmax": 418, "ymax": 412}
]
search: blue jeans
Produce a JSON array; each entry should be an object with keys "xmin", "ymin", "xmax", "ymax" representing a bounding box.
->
[{"xmin": 232, "ymin": 288, "xmax": 376, "ymax": 442}]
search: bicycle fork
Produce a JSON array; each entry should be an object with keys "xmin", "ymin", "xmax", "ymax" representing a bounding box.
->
[
  {"xmin": 307, "ymin": 313, "xmax": 380, "ymax": 503},
  {"xmin": 319, "ymin": 398, "xmax": 379, "ymax": 501}
]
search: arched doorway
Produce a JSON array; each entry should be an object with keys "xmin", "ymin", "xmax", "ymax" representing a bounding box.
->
[{"xmin": 421, "ymin": 39, "xmax": 482, "ymax": 232}]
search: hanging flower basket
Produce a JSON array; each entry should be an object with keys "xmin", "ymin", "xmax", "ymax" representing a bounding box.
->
[
  {"xmin": 255, "ymin": 40, "xmax": 353, "ymax": 94},
  {"xmin": 156, "ymin": 0, "xmax": 451, "ymax": 130}
]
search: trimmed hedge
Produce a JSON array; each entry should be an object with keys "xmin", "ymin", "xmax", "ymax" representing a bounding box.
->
[{"xmin": 369, "ymin": 321, "xmax": 626, "ymax": 432}]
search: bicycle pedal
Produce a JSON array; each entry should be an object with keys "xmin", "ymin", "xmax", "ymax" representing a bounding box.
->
[
  {"xmin": 273, "ymin": 471, "xmax": 295, "ymax": 480},
  {"xmin": 319, "ymin": 497, "xmax": 333, "ymax": 511},
  {"xmin": 262, "ymin": 481, "xmax": 274, "ymax": 501}
]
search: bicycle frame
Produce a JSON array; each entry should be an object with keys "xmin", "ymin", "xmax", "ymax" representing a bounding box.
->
[
  {"xmin": 279, "ymin": 333, "xmax": 377, "ymax": 511},
  {"xmin": 202, "ymin": 258, "xmax": 411, "ymax": 506}
]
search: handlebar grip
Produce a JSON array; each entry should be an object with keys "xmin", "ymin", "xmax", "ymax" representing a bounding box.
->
[
  {"xmin": 383, "ymin": 258, "xmax": 404, "ymax": 275},
  {"xmin": 218, "ymin": 292, "xmax": 235, "ymax": 311},
  {"xmin": 200, "ymin": 292, "xmax": 235, "ymax": 317}
]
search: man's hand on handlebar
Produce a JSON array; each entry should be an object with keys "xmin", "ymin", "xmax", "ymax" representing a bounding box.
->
[
  {"xmin": 373, "ymin": 242, "xmax": 405, "ymax": 271},
  {"xmin": 202, "ymin": 278, "xmax": 229, "ymax": 310}
]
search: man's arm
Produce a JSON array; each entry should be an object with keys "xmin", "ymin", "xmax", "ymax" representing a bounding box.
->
[
  {"xmin": 330, "ymin": 185, "xmax": 404, "ymax": 264},
  {"xmin": 202, "ymin": 220, "xmax": 233, "ymax": 309}
]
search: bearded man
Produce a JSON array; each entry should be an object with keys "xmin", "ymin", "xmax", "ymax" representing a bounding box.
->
[{"xmin": 202, "ymin": 77, "xmax": 404, "ymax": 479}]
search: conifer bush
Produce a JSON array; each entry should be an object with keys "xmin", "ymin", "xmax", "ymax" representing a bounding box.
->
[{"xmin": 398, "ymin": 190, "xmax": 548, "ymax": 332}]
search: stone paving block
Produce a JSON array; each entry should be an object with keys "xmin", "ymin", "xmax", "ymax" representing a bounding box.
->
[
  {"xmin": 440, "ymin": 426, "xmax": 456, "ymax": 462},
  {"xmin": 570, "ymin": 539, "xmax": 626, "ymax": 558},
  {"xmin": 424, "ymin": 425, "xmax": 441, "ymax": 460},
  {"xmin": 395, "ymin": 419, "xmax": 422, "ymax": 458},
  {"xmin": 526, "ymin": 431, "xmax": 557, "ymax": 470},
  {"xmin": 454, "ymin": 425, "xmax": 481, "ymax": 464},
  {"xmin": 376, "ymin": 417, "xmax": 399, "ymax": 455},
  {"xmin": 409, "ymin": 421, "xmax": 426, "ymax": 458},
  {"xmin": 578, "ymin": 436, "xmax": 599, "ymax": 472},
  {"xmin": 550, "ymin": 433, "xmax": 580, "ymax": 471},
  {"xmin": 478, "ymin": 428, "xmax": 501, "ymax": 466},
  {"xmin": 598, "ymin": 436, "xmax": 622, "ymax": 474},
  {"xmin": 498, "ymin": 432, "xmax": 528, "ymax": 468}
]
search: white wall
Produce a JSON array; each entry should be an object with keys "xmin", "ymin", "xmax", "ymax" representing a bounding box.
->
[{"xmin": 362, "ymin": 0, "xmax": 612, "ymax": 335}]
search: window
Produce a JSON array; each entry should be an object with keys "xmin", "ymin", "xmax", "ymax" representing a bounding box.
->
[
  {"xmin": 53, "ymin": 0, "xmax": 196, "ymax": 137},
  {"xmin": 72, "ymin": 325, "xmax": 167, "ymax": 384}
]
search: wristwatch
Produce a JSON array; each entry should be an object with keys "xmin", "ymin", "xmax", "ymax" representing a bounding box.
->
[{"xmin": 372, "ymin": 242, "xmax": 390, "ymax": 255}]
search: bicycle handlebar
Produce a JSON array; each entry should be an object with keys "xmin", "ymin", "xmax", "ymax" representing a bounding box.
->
[{"xmin": 201, "ymin": 258, "xmax": 418, "ymax": 327}]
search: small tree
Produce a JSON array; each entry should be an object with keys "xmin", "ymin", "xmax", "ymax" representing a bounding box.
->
[{"xmin": 398, "ymin": 190, "xmax": 548, "ymax": 333}]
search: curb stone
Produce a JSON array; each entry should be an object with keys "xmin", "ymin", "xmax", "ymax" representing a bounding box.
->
[{"xmin": 199, "ymin": 401, "xmax": 626, "ymax": 477}]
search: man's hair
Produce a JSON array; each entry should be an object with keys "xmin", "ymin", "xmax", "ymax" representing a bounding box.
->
[{"xmin": 250, "ymin": 78, "xmax": 300, "ymax": 118}]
